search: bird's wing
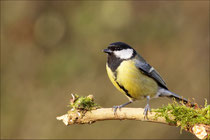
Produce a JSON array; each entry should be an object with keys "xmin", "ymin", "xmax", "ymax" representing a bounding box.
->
[{"xmin": 134, "ymin": 55, "xmax": 168, "ymax": 90}]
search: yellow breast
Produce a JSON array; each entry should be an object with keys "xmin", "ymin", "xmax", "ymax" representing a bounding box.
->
[{"xmin": 106, "ymin": 60, "xmax": 158, "ymax": 100}]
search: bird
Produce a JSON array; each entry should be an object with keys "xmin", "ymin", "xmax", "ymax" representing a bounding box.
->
[{"xmin": 103, "ymin": 42, "xmax": 192, "ymax": 116}]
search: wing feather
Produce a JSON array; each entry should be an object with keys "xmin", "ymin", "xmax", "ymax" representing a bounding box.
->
[{"xmin": 134, "ymin": 55, "xmax": 168, "ymax": 90}]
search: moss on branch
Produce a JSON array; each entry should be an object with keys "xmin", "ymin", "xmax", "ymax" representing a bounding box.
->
[{"xmin": 153, "ymin": 99, "xmax": 209, "ymax": 132}]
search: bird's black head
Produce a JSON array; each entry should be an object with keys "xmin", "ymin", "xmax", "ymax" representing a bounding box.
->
[
  {"xmin": 107, "ymin": 42, "xmax": 133, "ymax": 51},
  {"xmin": 103, "ymin": 42, "xmax": 137, "ymax": 72},
  {"xmin": 103, "ymin": 42, "xmax": 136, "ymax": 60}
]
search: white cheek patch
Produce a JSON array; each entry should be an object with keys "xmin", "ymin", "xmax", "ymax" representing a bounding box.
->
[{"xmin": 114, "ymin": 49, "xmax": 133, "ymax": 59}]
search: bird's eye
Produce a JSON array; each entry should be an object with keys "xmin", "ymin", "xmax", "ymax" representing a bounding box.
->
[
  {"xmin": 115, "ymin": 47, "xmax": 122, "ymax": 51},
  {"xmin": 108, "ymin": 46, "xmax": 123, "ymax": 51}
]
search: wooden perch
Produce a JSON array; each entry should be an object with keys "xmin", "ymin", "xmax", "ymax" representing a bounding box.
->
[
  {"xmin": 57, "ymin": 94, "xmax": 210, "ymax": 139},
  {"xmin": 57, "ymin": 108, "xmax": 209, "ymax": 139},
  {"xmin": 57, "ymin": 108, "xmax": 167, "ymax": 125}
]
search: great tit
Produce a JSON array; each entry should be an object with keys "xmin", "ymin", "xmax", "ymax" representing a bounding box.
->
[{"xmin": 103, "ymin": 42, "xmax": 191, "ymax": 116}]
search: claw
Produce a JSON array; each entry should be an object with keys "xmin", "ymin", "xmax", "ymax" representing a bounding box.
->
[{"xmin": 112, "ymin": 105, "xmax": 123, "ymax": 115}]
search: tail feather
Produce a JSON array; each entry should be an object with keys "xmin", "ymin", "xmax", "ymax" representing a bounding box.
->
[{"xmin": 157, "ymin": 88, "xmax": 193, "ymax": 106}]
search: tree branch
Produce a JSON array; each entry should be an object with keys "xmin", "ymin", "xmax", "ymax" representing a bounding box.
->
[
  {"xmin": 57, "ymin": 108, "xmax": 167, "ymax": 125},
  {"xmin": 56, "ymin": 94, "xmax": 209, "ymax": 139},
  {"xmin": 57, "ymin": 108, "xmax": 209, "ymax": 139}
]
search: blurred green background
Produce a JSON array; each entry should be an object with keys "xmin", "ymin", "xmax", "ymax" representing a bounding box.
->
[{"xmin": 1, "ymin": 1, "xmax": 209, "ymax": 139}]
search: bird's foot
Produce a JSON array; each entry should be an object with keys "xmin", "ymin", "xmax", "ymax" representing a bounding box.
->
[
  {"xmin": 143, "ymin": 103, "xmax": 151, "ymax": 119},
  {"xmin": 112, "ymin": 105, "xmax": 123, "ymax": 115},
  {"xmin": 112, "ymin": 101, "xmax": 133, "ymax": 115}
]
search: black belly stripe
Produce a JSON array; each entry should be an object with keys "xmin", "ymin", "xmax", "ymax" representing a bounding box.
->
[{"xmin": 115, "ymin": 81, "xmax": 132, "ymax": 98}]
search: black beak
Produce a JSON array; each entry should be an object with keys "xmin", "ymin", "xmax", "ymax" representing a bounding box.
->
[{"xmin": 103, "ymin": 49, "xmax": 112, "ymax": 54}]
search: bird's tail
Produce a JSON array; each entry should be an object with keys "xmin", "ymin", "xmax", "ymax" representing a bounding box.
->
[{"xmin": 157, "ymin": 88, "xmax": 194, "ymax": 107}]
